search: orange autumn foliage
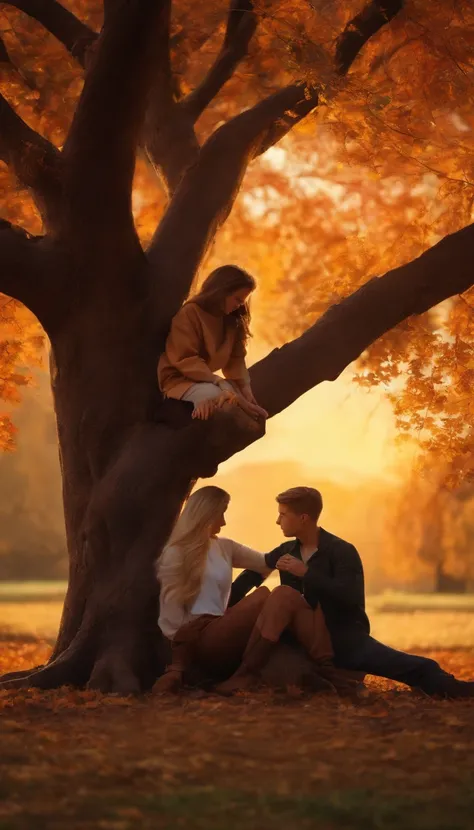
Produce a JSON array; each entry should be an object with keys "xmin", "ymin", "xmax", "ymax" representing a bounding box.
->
[
  {"xmin": 0, "ymin": 296, "xmax": 44, "ymax": 450},
  {"xmin": 383, "ymin": 456, "xmax": 474, "ymax": 588},
  {"xmin": 0, "ymin": 0, "xmax": 473, "ymax": 468},
  {"xmin": 1, "ymin": 636, "xmax": 474, "ymax": 830}
]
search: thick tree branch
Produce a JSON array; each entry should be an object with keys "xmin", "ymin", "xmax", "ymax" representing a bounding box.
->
[
  {"xmin": 250, "ymin": 222, "xmax": 474, "ymax": 418},
  {"xmin": 0, "ymin": 93, "xmax": 62, "ymax": 232},
  {"xmin": 0, "ymin": 32, "xmax": 38, "ymax": 88},
  {"xmin": 148, "ymin": 0, "xmax": 405, "ymax": 320},
  {"xmin": 3, "ymin": 0, "xmax": 192, "ymax": 196},
  {"xmin": 0, "ymin": 34, "xmax": 14, "ymax": 68},
  {"xmin": 144, "ymin": 0, "xmax": 200, "ymax": 195},
  {"xmin": 0, "ymin": 218, "xmax": 48, "ymax": 309},
  {"xmin": 181, "ymin": 0, "xmax": 257, "ymax": 123},
  {"xmin": 2, "ymin": 0, "xmax": 97, "ymax": 68},
  {"xmin": 253, "ymin": 83, "xmax": 319, "ymax": 157},
  {"xmin": 255, "ymin": 0, "xmax": 404, "ymax": 154},
  {"xmin": 62, "ymin": 0, "xmax": 169, "ymax": 236},
  {"xmin": 148, "ymin": 85, "xmax": 311, "ymax": 324},
  {"xmin": 144, "ymin": 106, "xmax": 201, "ymax": 196},
  {"xmin": 144, "ymin": 0, "xmax": 174, "ymax": 142},
  {"xmin": 144, "ymin": 0, "xmax": 258, "ymax": 196},
  {"xmin": 335, "ymin": 0, "xmax": 404, "ymax": 74}
]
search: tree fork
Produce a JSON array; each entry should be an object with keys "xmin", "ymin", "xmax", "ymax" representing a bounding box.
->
[
  {"xmin": 13, "ymin": 0, "xmax": 474, "ymax": 698},
  {"xmin": 1, "ymin": 213, "xmax": 473, "ymax": 695},
  {"xmin": 2, "ymin": 213, "xmax": 474, "ymax": 693},
  {"xmin": 2, "ymin": 0, "xmax": 97, "ymax": 67}
]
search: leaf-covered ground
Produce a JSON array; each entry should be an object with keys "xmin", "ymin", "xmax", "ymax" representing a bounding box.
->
[{"xmin": 1, "ymin": 640, "xmax": 474, "ymax": 830}]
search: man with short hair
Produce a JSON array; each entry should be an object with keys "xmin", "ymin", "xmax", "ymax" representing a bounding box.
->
[{"xmin": 224, "ymin": 485, "xmax": 474, "ymax": 698}]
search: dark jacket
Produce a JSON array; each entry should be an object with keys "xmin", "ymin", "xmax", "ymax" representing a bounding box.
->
[{"xmin": 229, "ymin": 528, "xmax": 370, "ymax": 656}]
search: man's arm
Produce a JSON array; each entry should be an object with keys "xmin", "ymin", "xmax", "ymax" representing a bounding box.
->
[
  {"xmin": 264, "ymin": 544, "xmax": 288, "ymax": 570},
  {"xmin": 228, "ymin": 570, "xmax": 264, "ymax": 607},
  {"xmin": 303, "ymin": 543, "xmax": 365, "ymax": 609},
  {"xmin": 228, "ymin": 544, "xmax": 285, "ymax": 607}
]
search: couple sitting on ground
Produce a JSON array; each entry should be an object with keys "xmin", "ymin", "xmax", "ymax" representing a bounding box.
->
[{"xmin": 156, "ymin": 485, "xmax": 474, "ymax": 699}]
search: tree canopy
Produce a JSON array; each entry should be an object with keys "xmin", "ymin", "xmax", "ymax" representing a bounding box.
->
[
  {"xmin": 2, "ymin": 0, "xmax": 474, "ymax": 694},
  {"xmin": 1, "ymin": 0, "xmax": 473, "ymax": 477}
]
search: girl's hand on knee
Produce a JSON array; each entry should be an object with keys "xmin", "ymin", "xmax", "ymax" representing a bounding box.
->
[
  {"xmin": 192, "ymin": 399, "xmax": 216, "ymax": 420},
  {"xmin": 216, "ymin": 390, "xmax": 238, "ymax": 409}
]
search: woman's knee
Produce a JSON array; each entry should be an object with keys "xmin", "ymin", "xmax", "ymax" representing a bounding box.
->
[{"xmin": 181, "ymin": 383, "xmax": 221, "ymax": 404}]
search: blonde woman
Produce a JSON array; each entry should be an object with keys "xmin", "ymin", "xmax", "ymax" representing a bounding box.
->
[
  {"xmin": 158, "ymin": 265, "xmax": 268, "ymax": 421},
  {"xmin": 155, "ymin": 486, "xmax": 271, "ymax": 693}
]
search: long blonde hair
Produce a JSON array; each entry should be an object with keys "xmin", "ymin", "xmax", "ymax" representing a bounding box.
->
[{"xmin": 157, "ymin": 486, "xmax": 230, "ymax": 609}]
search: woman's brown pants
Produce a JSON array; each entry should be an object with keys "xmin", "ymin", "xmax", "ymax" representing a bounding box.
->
[{"xmin": 169, "ymin": 584, "xmax": 336, "ymax": 680}]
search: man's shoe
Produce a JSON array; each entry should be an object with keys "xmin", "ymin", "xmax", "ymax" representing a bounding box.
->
[
  {"xmin": 442, "ymin": 680, "xmax": 474, "ymax": 699},
  {"xmin": 317, "ymin": 663, "xmax": 363, "ymax": 695}
]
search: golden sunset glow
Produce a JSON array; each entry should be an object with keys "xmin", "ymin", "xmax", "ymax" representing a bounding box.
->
[
  {"xmin": 222, "ymin": 339, "xmax": 411, "ymax": 481},
  {"xmin": 1, "ymin": 3, "xmax": 474, "ymax": 819}
]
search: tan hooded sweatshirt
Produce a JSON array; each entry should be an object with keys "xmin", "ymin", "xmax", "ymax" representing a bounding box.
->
[{"xmin": 158, "ymin": 302, "xmax": 250, "ymax": 400}]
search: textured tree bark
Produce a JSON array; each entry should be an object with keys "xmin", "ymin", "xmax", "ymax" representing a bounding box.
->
[
  {"xmin": 8, "ymin": 0, "xmax": 471, "ymax": 695},
  {"xmin": 250, "ymin": 222, "xmax": 474, "ymax": 416},
  {"xmin": 2, "ymin": 0, "xmax": 97, "ymax": 67},
  {"xmin": 2, "ymin": 218, "xmax": 473, "ymax": 693}
]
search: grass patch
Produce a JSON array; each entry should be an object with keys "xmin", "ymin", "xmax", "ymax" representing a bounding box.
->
[
  {"xmin": 370, "ymin": 591, "xmax": 474, "ymax": 613},
  {"xmin": 5, "ymin": 783, "xmax": 466, "ymax": 830},
  {"xmin": 137, "ymin": 785, "xmax": 474, "ymax": 829}
]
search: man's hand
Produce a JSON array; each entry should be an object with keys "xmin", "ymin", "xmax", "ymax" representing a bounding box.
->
[{"xmin": 276, "ymin": 554, "xmax": 308, "ymax": 577}]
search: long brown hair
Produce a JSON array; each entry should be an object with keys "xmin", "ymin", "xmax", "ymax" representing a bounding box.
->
[{"xmin": 191, "ymin": 265, "xmax": 256, "ymax": 341}]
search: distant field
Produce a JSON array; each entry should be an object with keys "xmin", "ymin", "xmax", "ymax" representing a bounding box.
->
[
  {"xmin": 371, "ymin": 591, "xmax": 474, "ymax": 613},
  {"xmin": 2, "ymin": 580, "xmax": 474, "ymax": 610},
  {"xmin": 0, "ymin": 581, "xmax": 68, "ymax": 601},
  {"xmin": 1, "ymin": 582, "xmax": 474, "ymax": 650}
]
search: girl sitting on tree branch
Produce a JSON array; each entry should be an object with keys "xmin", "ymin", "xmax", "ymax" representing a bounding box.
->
[{"xmin": 158, "ymin": 265, "xmax": 268, "ymax": 421}]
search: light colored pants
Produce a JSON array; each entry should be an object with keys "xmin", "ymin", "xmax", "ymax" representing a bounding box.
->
[{"xmin": 181, "ymin": 380, "xmax": 236, "ymax": 406}]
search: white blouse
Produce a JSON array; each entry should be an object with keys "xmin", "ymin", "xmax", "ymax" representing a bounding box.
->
[{"xmin": 157, "ymin": 537, "xmax": 268, "ymax": 639}]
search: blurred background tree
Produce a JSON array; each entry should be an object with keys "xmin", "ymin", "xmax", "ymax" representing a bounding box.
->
[{"xmin": 1, "ymin": 0, "xmax": 473, "ymax": 585}]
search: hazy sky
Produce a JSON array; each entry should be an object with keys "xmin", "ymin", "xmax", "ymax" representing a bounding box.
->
[
  {"xmin": 220, "ymin": 339, "xmax": 414, "ymax": 484},
  {"xmin": 0, "ymin": 337, "xmax": 416, "ymax": 585}
]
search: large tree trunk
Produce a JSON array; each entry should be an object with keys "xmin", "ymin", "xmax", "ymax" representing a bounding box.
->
[
  {"xmin": 47, "ymin": 275, "xmax": 161, "ymax": 692},
  {"xmin": 4, "ymin": 0, "xmax": 474, "ymax": 695},
  {"xmin": 23, "ymin": 255, "xmax": 265, "ymax": 694},
  {"xmin": 2, "ymin": 216, "xmax": 474, "ymax": 695}
]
